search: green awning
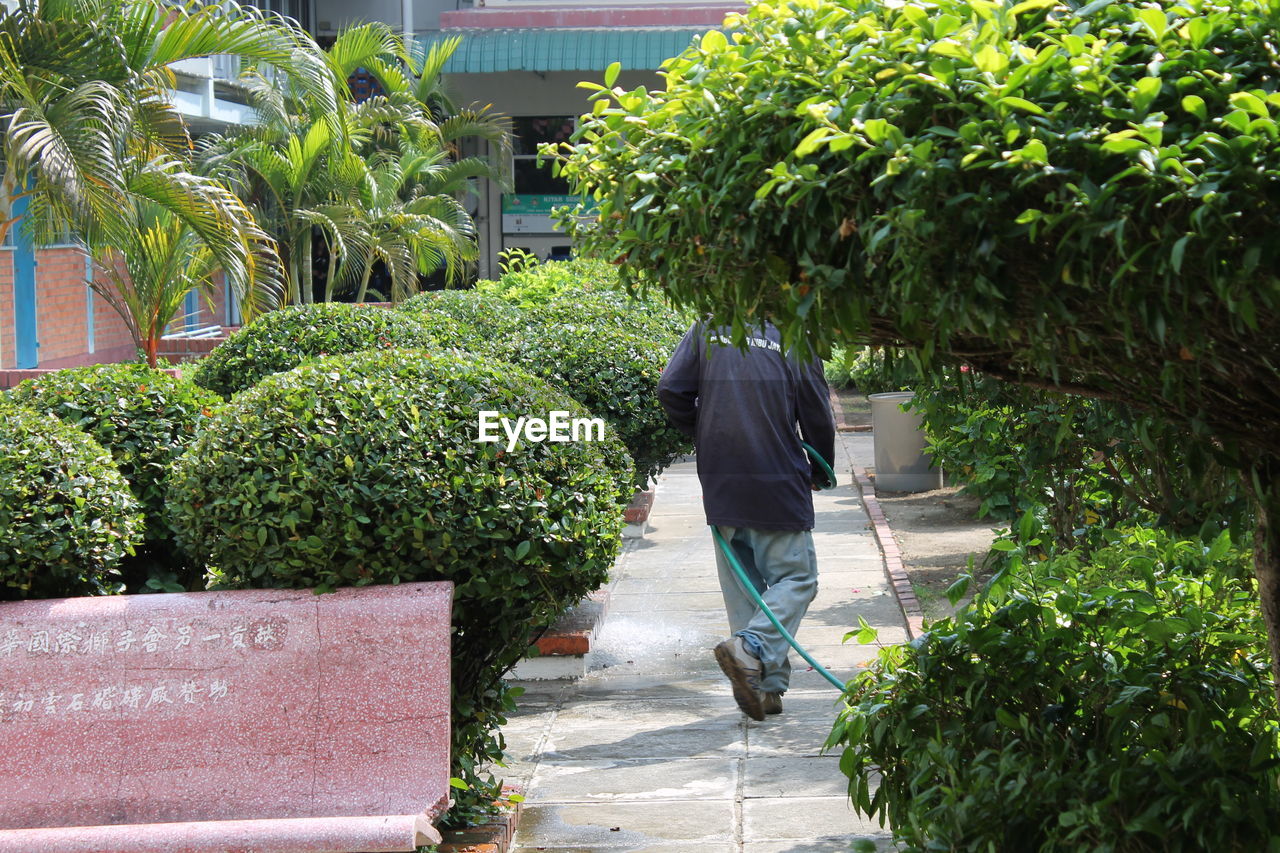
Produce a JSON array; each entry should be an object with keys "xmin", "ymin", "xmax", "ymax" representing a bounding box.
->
[{"xmin": 421, "ymin": 28, "xmax": 711, "ymax": 73}]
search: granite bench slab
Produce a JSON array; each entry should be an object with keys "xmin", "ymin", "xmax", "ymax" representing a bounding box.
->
[{"xmin": 0, "ymin": 581, "xmax": 453, "ymax": 852}]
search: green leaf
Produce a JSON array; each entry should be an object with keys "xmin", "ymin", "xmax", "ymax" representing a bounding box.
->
[
  {"xmin": 974, "ymin": 45, "xmax": 1009, "ymax": 73},
  {"xmin": 999, "ymin": 96, "xmax": 1045, "ymax": 115},
  {"xmin": 1229, "ymin": 91, "xmax": 1269, "ymax": 118},
  {"xmin": 1102, "ymin": 137, "xmax": 1148, "ymax": 154},
  {"xmin": 1011, "ymin": 0, "xmax": 1056, "ymax": 15},
  {"xmin": 1181, "ymin": 94, "xmax": 1207, "ymax": 120},
  {"xmin": 1133, "ymin": 77, "xmax": 1162, "ymax": 114},
  {"xmin": 1170, "ymin": 234, "xmax": 1190, "ymax": 273},
  {"xmin": 945, "ymin": 574, "xmax": 972, "ymax": 606},
  {"xmin": 701, "ymin": 30, "xmax": 728, "ymax": 54},
  {"xmin": 1076, "ymin": 0, "xmax": 1115, "ymax": 15},
  {"xmin": 795, "ymin": 127, "xmax": 834, "ymax": 158},
  {"xmin": 1137, "ymin": 8, "xmax": 1168, "ymax": 40},
  {"xmin": 603, "ymin": 61, "xmax": 621, "ymax": 88}
]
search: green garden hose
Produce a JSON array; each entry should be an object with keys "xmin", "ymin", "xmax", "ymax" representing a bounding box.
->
[{"xmin": 711, "ymin": 441, "xmax": 846, "ymax": 691}]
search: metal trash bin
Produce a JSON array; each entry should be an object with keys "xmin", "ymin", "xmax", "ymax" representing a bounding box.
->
[{"xmin": 868, "ymin": 391, "xmax": 943, "ymax": 492}]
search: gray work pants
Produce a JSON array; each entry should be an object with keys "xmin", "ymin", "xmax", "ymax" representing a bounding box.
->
[{"xmin": 712, "ymin": 526, "xmax": 818, "ymax": 693}]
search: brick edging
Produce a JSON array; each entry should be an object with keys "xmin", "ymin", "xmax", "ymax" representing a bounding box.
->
[
  {"xmin": 533, "ymin": 587, "xmax": 610, "ymax": 656},
  {"xmin": 851, "ymin": 466, "xmax": 926, "ymax": 639},
  {"xmin": 437, "ymin": 791, "xmax": 523, "ymax": 852},
  {"xmin": 829, "ymin": 388, "xmax": 849, "ymax": 431},
  {"xmin": 623, "ymin": 489, "xmax": 654, "ymax": 524},
  {"xmin": 828, "ymin": 388, "xmax": 872, "ymax": 433}
]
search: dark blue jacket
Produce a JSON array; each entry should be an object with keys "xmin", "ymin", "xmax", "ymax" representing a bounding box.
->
[{"xmin": 657, "ymin": 323, "xmax": 835, "ymax": 531}]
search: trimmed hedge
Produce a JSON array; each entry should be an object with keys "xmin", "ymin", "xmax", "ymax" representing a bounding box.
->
[
  {"xmin": 496, "ymin": 316, "xmax": 690, "ymax": 489},
  {"xmin": 529, "ymin": 289, "xmax": 688, "ymax": 347},
  {"xmin": 190, "ymin": 303, "xmax": 437, "ymax": 397},
  {"xmin": 9, "ymin": 363, "xmax": 222, "ymax": 588},
  {"xmin": 0, "ymin": 402, "xmax": 143, "ymax": 598},
  {"xmin": 834, "ymin": 526, "xmax": 1280, "ymax": 851},
  {"xmin": 398, "ymin": 289, "xmax": 526, "ymax": 351},
  {"xmin": 437, "ymin": 260, "xmax": 693, "ymax": 488},
  {"xmin": 475, "ymin": 257, "xmax": 622, "ymax": 309},
  {"xmin": 167, "ymin": 347, "xmax": 632, "ymax": 819}
]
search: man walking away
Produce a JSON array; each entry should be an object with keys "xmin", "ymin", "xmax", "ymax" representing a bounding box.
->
[{"xmin": 657, "ymin": 321, "xmax": 835, "ymax": 720}]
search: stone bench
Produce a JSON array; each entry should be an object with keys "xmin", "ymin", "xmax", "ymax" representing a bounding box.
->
[{"xmin": 0, "ymin": 582, "xmax": 453, "ymax": 853}]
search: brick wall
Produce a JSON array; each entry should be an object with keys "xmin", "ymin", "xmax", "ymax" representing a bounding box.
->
[
  {"xmin": 0, "ymin": 247, "xmax": 242, "ymax": 370},
  {"xmin": 38, "ymin": 247, "xmax": 97, "ymax": 367},
  {"xmin": 0, "ymin": 250, "xmax": 13, "ymax": 368}
]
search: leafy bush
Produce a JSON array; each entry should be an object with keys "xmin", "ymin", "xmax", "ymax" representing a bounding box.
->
[
  {"xmin": 432, "ymin": 261, "xmax": 690, "ymax": 488},
  {"xmin": 842, "ymin": 347, "xmax": 921, "ymax": 395},
  {"xmin": 9, "ymin": 363, "xmax": 223, "ymax": 589},
  {"xmin": 822, "ymin": 348, "xmax": 856, "ymax": 390},
  {"xmin": 167, "ymin": 347, "xmax": 632, "ymax": 821},
  {"xmin": 529, "ymin": 289, "xmax": 688, "ymax": 347},
  {"xmin": 558, "ymin": 0, "xmax": 1280, "ymax": 480},
  {"xmin": 492, "ymin": 315, "xmax": 690, "ymax": 489},
  {"xmin": 832, "ymin": 525, "xmax": 1279, "ymax": 852},
  {"xmin": 398, "ymin": 288, "xmax": 526, "ymax": 350},
  {"xmin": 475, "ymin": 256, "xmax": 621, "ymax": 309},
  {"xmin": 477, "ymin": 256, "xmax": 691, "ymax": 333},
  {"xmin": 912, "ymin": 368, "xmax": 1249, "ymax": 546},
  {"xmin": 0, "ymin": 402, "xmax": 143, "ymax": 598},
  {"xmin": 189, "ymin": 303, "xmax": 436, "ymax": 397}
]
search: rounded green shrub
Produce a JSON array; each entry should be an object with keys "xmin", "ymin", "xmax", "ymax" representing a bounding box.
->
[
  {"xmin": 475, "ymin": 257, "xmax": 621, "ymax": 309},
  {"xmin": 495, "ymin": 314, "xmax": 691, "ymax": 489},
  {"xmin": 9, "ymin": 363, "xmax": 222, "ymax": 588},
  {"xmin": 529, "ymin": 289, "xmax": 688, "ymax": 347},
  {"xmin": 189, "ymin": 303, "xmax": 436, "ymax": 397},
  {"xmin": 0, "ymin": 402, "xmax": 143, "ymax": 598},
  {"xmin": 398, "ymin": 289, "xmax": 526, "ymax": 350},
  {"xmin": 167, "ymin": 347, "xmax": 632, "ymax": 818},
  {"xmin": 833, "ymin": 528, "xmax": 1280, "ymax": 852}
]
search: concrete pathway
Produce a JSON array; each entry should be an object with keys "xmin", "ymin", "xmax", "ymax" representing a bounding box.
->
[{"xmin": 500, "ymin": 433, "xmax": 901, "ymax": 851}]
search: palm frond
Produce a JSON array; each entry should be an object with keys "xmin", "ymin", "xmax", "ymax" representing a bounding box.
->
[
  {"xmin": 325, "ymin": 21, "xmax": 403, "ymax": 83},
  {"xmin": 408, "ymin": 35, "xmax": 462, "ymax": 114},
  {"xmin": 122, "ymin": 155, "xmax": 284, "ymax": 315}
]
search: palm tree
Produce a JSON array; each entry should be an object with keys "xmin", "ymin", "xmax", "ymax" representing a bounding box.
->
[
  {"xmin": 308, "ymin": 143, "xmax": 477, "ymax": 303},
  {"xmin": 198, "ymin": 89, "xmax": 348, "ymax": 304},
  {"xmin": 203, "ymin": 23, "xmax": 509, "ymax": 303},
  {"xmin": 90, "ymin": 193, "xmax": 277, "ymax": 368},
  {"xmin": 0, "ymin": 0, "xmax": 336, "ymax": 312},
  {"xmin": 196, "ymin": 23, "xmax": 403, "ymax": 303},
  {"xmin": 354, "ymin": 31, "xmax": 513, "ymax": 209}
]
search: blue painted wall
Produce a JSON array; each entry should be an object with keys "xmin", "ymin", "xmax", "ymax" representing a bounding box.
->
[{"xmin": 11, "ymin": 195, "xmax": 37, "ymax": 368}]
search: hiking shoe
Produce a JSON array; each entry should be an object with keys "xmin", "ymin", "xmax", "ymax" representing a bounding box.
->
[
  {"xmin": 715, "ymin": 637, "xmax": 764, "ymax": 721},
  {"xmin": 761, "ymin": 691, "xmax": 783, "ymax": 716}
]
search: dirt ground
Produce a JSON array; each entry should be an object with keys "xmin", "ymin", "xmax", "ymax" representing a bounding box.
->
[
  {"xmin": 835, "ymin": 388, "xmax": 1001, "ymax": 621},
  {"xmin": 873, "ymin": 485, "xmax": 1001, "ymax": 620}
]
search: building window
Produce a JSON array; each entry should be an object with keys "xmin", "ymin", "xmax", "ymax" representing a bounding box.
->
[
  {"xmin": 242, "ymin": 0, "xmax": 312, "ymax": 34},
  {"xmin": 511, "ymin": 116, "xmax": 576, "ymax": 196}
]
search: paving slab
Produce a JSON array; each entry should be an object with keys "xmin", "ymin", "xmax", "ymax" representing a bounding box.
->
[
  {"xmin": 543, "ymin": 701, "xmax": 745, "ymax": 760},
  {"xmin": 516, "ymin": 800, "xmax": 736, "ymax": 846},
  {"xmin": 609, "ymin": 591, "xmax": 728, "ymax": 613},
  {"xmin": 742, "ymin": 796, "xmax": 883, "ymax": 839},
  {"xmin": 501, "ymin": 432, "xmax": 903, "ymax": 850},
  {"xmin": 527, "ymin": 758, "xmax": 738, "ymax": 803},
  {"xmin": 742, "ymin": 756, "xmax": 850, "ymax": 799},
  {"xmin": 744, "ymin": 840, "xmax": 896, "ymax": 853}
]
